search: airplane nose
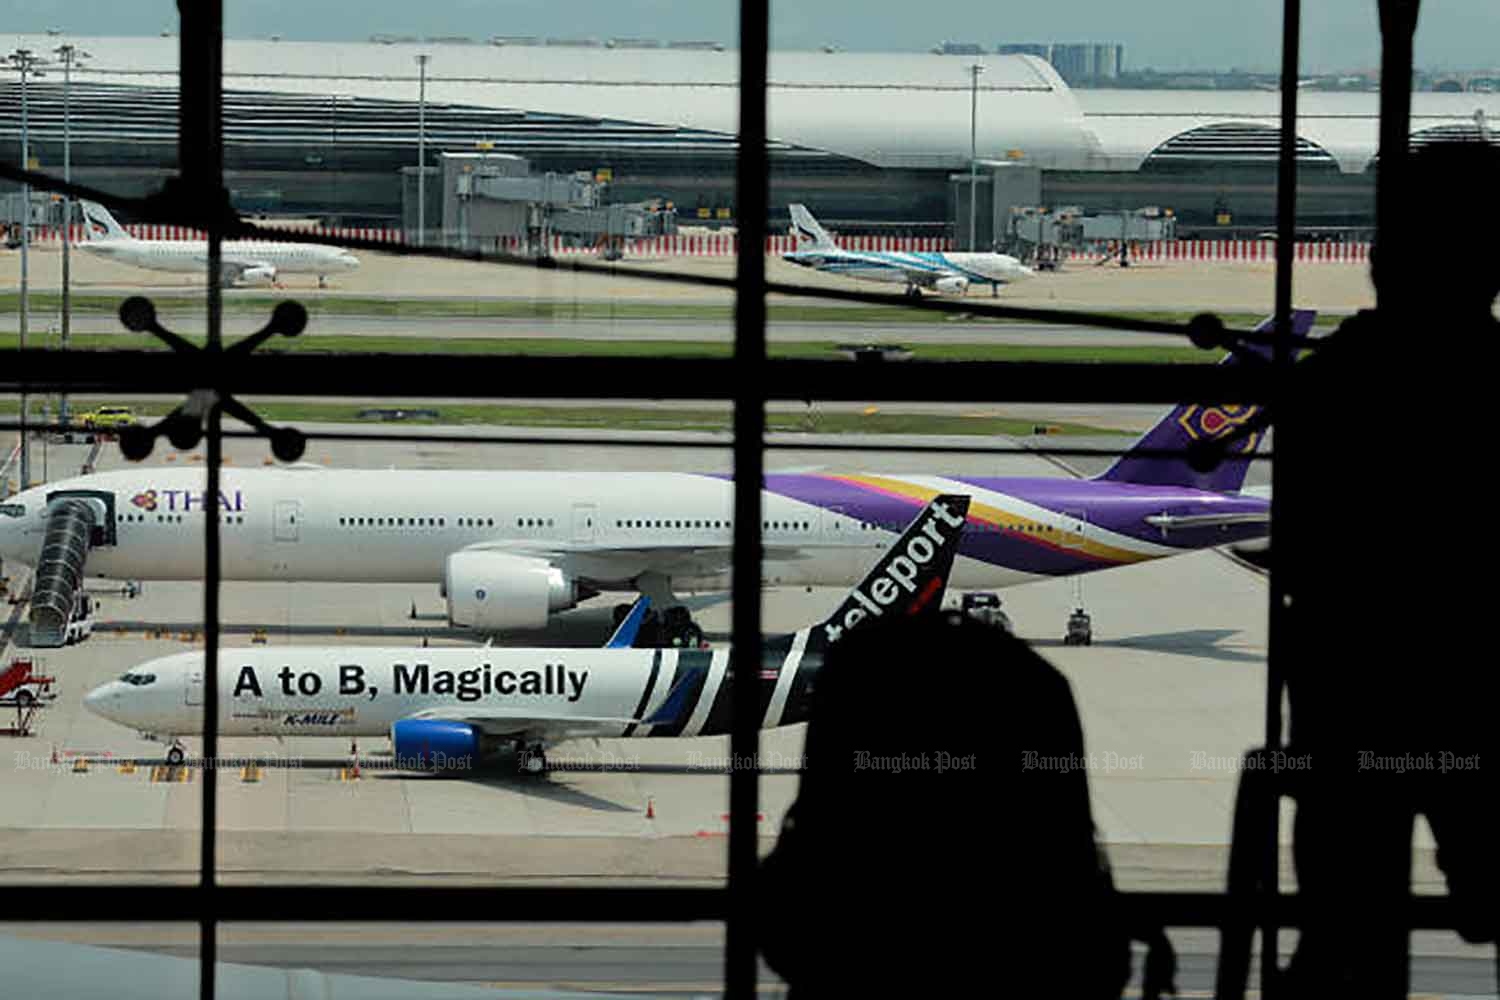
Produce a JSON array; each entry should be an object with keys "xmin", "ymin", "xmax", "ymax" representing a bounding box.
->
[{"xmin": 83, "ymin": 683, "xmax": 118, "ymax": 720}]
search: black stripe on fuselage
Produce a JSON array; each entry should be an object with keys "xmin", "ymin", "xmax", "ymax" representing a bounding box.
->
[
  {"xmin": 648, "ymin": 649, "xmax": 714, "ymax": 738},
  {"xmin": 696, "ymin": 633, "xmax": 813, "ymax": 737},
  {"xmin": 620, "ymin": 649, "xmax": 662, "ymax": 738}
]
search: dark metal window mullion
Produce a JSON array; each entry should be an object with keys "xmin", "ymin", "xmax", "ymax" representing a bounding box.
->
[
  {"xmin": 1263, "ymin": 0, "xmax": 1302, "ymax": 987},
  {"xmin": 728, "ymin": 1, "xmax": 770, "ymax": 998},
  {"xmin": 180, "ymin": 6, "xmax": 227, "ymax": 1000}
]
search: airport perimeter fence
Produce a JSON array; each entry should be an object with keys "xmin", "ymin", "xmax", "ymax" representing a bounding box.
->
[{"xmin": 18, "ymin": 226, "xmax": 1375, "ymax": 263}]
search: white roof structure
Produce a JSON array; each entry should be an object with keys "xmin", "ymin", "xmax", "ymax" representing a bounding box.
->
[
  {"xmin": 12, "ymin": 34, "xmax": 1500, "ymax": 175},
  {"xmin": 15, "ymin": 35, "xmax": 1095, "ymax": 170},
  {"xmin": 1076, "ymin": 89, "xmax": 1500, "ymax": 173}
]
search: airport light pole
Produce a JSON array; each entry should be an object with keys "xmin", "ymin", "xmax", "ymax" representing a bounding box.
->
[
  {"xmin": 6, "ymin": 48, "xmax": 50, "ymax": 489},
  {"xmin": 415, "ymin": 53, "xmax": 430, "ymax": 247},
  {"xmin": 968, "ymin": 62, "xmax": 983, "ymax": 251},
  {"xmin": 53, "ymin": 43, "xmax": 89, "ymax": 430}
]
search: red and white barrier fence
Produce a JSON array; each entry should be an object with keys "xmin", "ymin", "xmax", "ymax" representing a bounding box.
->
[
  {"xmin": 20, "ymin": 225, "xmax": 1372, "ymax": 264},
  {"xmin": 26, "ymin": 224, "xmax": 407, "ymax": 245},
  {"xmin": 1065, "ymin": 239, "xmax": 1371, "ymax": 264}
]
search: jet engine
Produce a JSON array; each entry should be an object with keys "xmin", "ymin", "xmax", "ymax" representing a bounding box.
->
[
  {"xmin": 443, "ymin": 550, "xmax": 593, "ymax": 630},
  {"xmin": 236, "ymin": 265, "xmax": 278, "ymax": 286},
  {"xmin": 392, "ymin": 719, "xmax": 480, "ymax": 771},
  {"xmin": 933, "ymin": 276, "xmax": 970, "ymax": 296}
]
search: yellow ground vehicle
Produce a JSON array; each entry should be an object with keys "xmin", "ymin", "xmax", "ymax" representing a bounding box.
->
[{"xmin": 78, "ymin": 405, "xmax": 139, "ymax": 431}]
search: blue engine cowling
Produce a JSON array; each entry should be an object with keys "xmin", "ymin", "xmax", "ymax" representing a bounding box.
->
[{"xmin": 391, "ymin": 719, "xmax": 480, "ymax": 772}]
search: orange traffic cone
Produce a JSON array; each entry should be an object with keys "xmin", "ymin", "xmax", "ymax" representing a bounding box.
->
[{"xmin": 646, "ymin": 797, "xmax": 655, "ymax": 819}]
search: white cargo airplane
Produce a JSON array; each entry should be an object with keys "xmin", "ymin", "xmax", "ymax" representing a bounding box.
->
[
  {"xmin": 77, "ymin": 200, "xmax": 360, "ymax": 288},
  {"xmin": 83, "ymin": 496, "xmax": 970, "ymax": 772},
  {"xmin": 782, "ymin": 203, "xmax": 1031, "ymax": 298}
]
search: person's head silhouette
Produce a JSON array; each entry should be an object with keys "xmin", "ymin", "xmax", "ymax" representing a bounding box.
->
[{"xmin": 1371, "ymin": 139, "xmax": 1500, "ymax": 320}]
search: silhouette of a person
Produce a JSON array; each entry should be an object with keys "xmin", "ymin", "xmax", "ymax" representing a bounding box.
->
[
  {"xmin": 1275, "ymin": 139, "xmax": 1500, "ymax": 994},
  {"xmin": 758, "ymin": 613, "xmax": 1134, "ymax": 996}
]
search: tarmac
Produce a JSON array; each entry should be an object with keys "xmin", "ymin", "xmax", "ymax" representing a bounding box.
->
[
  {"xmin": 1, "ymin": 425, "xmax": 1440, "ymax": 897},
  {"xmin": 3, "ymin": 241, "xmax": 1383, "ymax": 313},
  {"xmin": 0, "ymin": 252, "xmax": 1474, "ymax": 995}
]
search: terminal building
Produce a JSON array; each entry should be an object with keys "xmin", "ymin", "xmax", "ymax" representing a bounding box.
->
[{"xmin": 3, "ymin": 33, "xmax": 1499, "ymax": 245}]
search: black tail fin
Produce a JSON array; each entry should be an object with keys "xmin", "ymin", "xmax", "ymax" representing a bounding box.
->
[{"xmin": 817, "ymin": 494, "xmax": 971, "ymax": 646}]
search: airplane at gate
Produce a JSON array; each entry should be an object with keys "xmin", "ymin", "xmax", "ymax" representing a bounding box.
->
[
  {"xmin": 0, "ymin": 313, "xmax": 1307, "ymax": 644},
  {"xmin": 782, "ymin": 203, "xmax": 1032, "ymax": 298},
  {"xmin": 77, "ymin": 200, "xmax": 360, "ymax": 288},
  {"xmin": 83, "ymin": 496, "xmax": 971, "ymax": 772}
]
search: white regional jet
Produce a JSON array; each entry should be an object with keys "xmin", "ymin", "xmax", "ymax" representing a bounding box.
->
[
  {"xmin": 78, "ymin": 200, "xmax": 360, "ymax": 288},
  {"xmin": 83, "ymin": 496, "xmax": 970, "ymax": 772},
  {"xmin": 782, "ymin": 203, "xmax": 1031, "ymax": 298}
]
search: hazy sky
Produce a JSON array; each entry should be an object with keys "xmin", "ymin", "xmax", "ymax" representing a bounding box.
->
[{"xmin": 5, "ymin": 1, "xmax": 1498, "ymax": 72}]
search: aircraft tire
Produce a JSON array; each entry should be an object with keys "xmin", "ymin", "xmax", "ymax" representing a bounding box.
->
[{"xmin": 166, "ymin": 745, "xmax": 185, "ymax": 766}]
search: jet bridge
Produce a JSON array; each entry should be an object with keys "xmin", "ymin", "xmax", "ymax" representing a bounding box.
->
[
  {"xmin": 432, "ymin": 152, "xmax": 677, "ymax": 253},
  {"xmin": 29, "ymin": 493, "xmax": 112, "ymax": 648}
]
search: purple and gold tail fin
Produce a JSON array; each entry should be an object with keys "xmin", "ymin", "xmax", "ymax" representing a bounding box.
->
[{"xmin": 1097, "ymin": 309, "xmax": 1316, "ymax": 493}]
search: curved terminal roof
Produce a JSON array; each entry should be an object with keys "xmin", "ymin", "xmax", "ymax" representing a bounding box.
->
[
  {"xmin": 8, "ymin": 35, "xmax": 1499, "ymax": 175},
  {"xmin": 1077, "ymin": 89, "xmax": 1500, "ymax": 173},
  {"xmin": 8, "ymin": 34, "xmax": 1095, "ymax": 171}
]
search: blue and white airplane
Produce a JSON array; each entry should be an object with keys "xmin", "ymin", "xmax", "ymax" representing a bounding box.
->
[{"xmin": 782, "ymin": 204, "xmax": 1032, "ymax": 298}]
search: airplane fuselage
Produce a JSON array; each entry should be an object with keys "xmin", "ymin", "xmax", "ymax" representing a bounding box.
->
[
  {"xmin": 84, "ymin": 631, "xmax": 820, "ymax": 742},
  {"xmin": 783, "ymin": 248, "xmax": 1030, "ymax": 291},
  {"xmin": 82, "ymin": 238, "xmax": 359, "ymax": 279},
  {"xmin": 0, "ymin": 468, "xmax": 1269, "ymax": 593}
]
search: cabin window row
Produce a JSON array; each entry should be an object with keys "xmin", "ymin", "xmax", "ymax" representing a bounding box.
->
[{"xmin": 116, "ymin": 513, "xmax": 246, "ymax": 524}]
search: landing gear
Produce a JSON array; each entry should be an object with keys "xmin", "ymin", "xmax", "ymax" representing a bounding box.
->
[
  {"xmin": 166, "ymin": 741, "xmax": 186, "ymax": 766},
  {"xmin": 1063, "ymin": 608, "xmax": 1093, "ymax": 646},
  {"xmin": 904, "ymin": 285, "xmax": 922, "ymax": 301},
  {"xmin": 662, "ymin": 606, "xmax": 706, "ymax": 649},
  {"xmin": 517, "ymin": 741, "xmax": 547, "ymax": 775},
  {"xmin": 318, "ymin": 275, "xmax": 328, "ymax": 289},
  {"xmin": 632, "ymin": 572, "xmax": 708, "ymax": 648}
]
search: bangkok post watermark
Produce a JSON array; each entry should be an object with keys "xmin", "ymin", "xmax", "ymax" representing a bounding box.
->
[
  {"xmin": 1190, "ymin": 749, "xmax": 1312, "ymax": 773},
  {"xmin": 858, "ymin": 751, "xmax": 977, "ymax": 774},
  {"xmin": 1020, "ymin": 750, "xmax": 1143, "ymax": 774},
  {"xmin": 11, "ymin": 749, "xmax": 309, "ymax": 774},
  {"xmin": 1358, "ymin": 751, "xmax": 1481, "ymax": 774}
]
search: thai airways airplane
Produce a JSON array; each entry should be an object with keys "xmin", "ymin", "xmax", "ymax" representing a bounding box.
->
[
  {"xmin": 83, "ymin": 496, "xmax": 970, "ymax": 771},
  {"xmin": 782, "ymin": 204, "xmax": 1031, "ymax": 298},
  {"xmin": 77, "ymin": 200, "xmax": 360, "ymax": 288},
  {"xmin": 0, "ymin": 315, "xmax": 1303, "ymax": 645}
]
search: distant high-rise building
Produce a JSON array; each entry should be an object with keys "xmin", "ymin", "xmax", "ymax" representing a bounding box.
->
[
  {"xmin": 1049, "ymin": 43, "xmax": 1091, "ymax": 82},
  {"xmin": 1001, "ymin": 41, "xmax": 1125, "ymax": 83}
]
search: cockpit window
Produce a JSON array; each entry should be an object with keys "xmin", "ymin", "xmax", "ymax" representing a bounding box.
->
[
  {"xmin": 119, "ymin": 672, "xmax": 157, "ymax": 686},
  {"xmin": 0, "ymin": 503, "xmax": 24, "ymax": 518}
]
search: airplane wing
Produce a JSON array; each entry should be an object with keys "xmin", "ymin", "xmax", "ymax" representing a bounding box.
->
[
  {"xmin": 1144, "ymin": 512, "xmax": 1271, "ymax": 532},
  {"xmin": 198, "ymin": 256, "xmax": 273, "ymax": 285},
  {"xmin": 459, "ymin": 540, "xmax": 813, "ymax": 582},
  {"xmin": 899, "ymin": 267, "xmax": 953, "ymax": 289},
  {"xmin": 403, "ymin": 705, "xmax": 642, "ymax": 744}
]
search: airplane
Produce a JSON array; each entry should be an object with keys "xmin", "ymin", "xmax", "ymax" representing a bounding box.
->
[
  {"xmin": 82, "ymin": 496, "xmax": 971, "ymax": 772},
  {"xmin": 0, "ymin": 313, "xmax": 1307, "ymax": 648},
  {"xmin": 781, "ymin": 203, "xmax": 1032, "ymax": 298},
  {"xmin": 76, "ymin": 200, "xmax": 360, "ymax": 288}
]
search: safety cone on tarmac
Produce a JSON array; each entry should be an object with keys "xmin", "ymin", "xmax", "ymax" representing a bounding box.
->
[{"xmin": 646, "ymin": 797, "xmax": 655, "ymax": 820}]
